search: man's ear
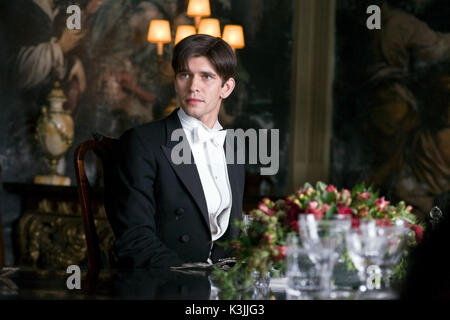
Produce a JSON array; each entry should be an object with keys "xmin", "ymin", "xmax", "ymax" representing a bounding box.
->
[{"xmin": 220, "ymin": 77, "xmax": 236, "ymax": 99}]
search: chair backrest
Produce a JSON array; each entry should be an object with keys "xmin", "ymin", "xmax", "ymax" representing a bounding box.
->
[{"xmin": 74, "ymin": 133, "xmax": 119, "ymax": 274}]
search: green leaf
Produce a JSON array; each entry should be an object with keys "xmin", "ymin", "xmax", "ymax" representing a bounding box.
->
[
  {"xmin": 302, "ymin": 182, "xmax": 313, "ymax": 191},
  {"xmin": 316, "ymin": 181, "xmax": 327, "ymax": 192},
  {"xmin": 325, "ymin": 203, "xmax": 337, "ymax": 219},
  {"xmin": 321, "ymin": 191, "xmax": 336, "ymax": 203}
]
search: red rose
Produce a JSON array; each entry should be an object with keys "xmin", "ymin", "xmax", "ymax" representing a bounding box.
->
[
  {"xmin": 284, "ymin": 199, "xmax": 303, "ymax": 229},
  {"xmin": 337, "ymin": 204, "xmax": 354, "ymax": 216},
  {"xmin": 356, "ymin": 205, "xmax": 369, "ymax": 218},
  {"xmin": 375, "ymin": 218, "xmax": 392, "ymax": 226},
  {"xmin": 290, "ymin": 220, "xmax": 299, "ymax": 233},
  {"xmin": 326, "ymin": 185, "xmax": 337, "ymax": 192},
  {"xmin": 412, "ymin": 225, "xmax": 423, "ymax": 243}
]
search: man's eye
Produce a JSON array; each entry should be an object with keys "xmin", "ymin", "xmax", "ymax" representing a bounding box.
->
[
  {"xmin": 179, "ymin": 73, "xmax": 189, "ymax": 78},
  {"xmin": 203, "ymin": 75, "xmax": 212, "ymax": 80}
]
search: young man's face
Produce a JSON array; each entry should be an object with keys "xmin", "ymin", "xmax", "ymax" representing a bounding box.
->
[{"xmin": 174, "ymin": 56, "xmax": 235, "ymax": 128}]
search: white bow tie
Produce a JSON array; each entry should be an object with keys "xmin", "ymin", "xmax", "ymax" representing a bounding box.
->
[{"xmin": 193, "ymin": 125, "xmax": 227, "ymax": 147}]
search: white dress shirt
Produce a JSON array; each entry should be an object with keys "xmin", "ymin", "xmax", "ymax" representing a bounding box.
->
[{"xmin": 177, "ymin": 108, "xmax": 232, "ymax": 244}]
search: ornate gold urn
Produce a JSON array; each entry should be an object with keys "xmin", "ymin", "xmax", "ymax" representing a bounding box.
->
[{"xmin": 34, "ymin": 82, "xmax": 74, "ymax": 186}]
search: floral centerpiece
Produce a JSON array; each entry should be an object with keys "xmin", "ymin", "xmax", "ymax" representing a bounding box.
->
[{"xmin": 213, "ymin": 181, "xmax": 423, "ymax": 294}]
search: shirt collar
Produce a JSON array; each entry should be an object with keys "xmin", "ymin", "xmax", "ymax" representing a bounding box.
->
[{"xmin": 177, "ymin": 107, "xmax": 223, "ymax": 133}]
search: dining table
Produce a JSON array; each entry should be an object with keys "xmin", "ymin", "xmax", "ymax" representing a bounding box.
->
[{"xmin": 0, "ymin": 264, "xmax": 400, "ymax": 301}]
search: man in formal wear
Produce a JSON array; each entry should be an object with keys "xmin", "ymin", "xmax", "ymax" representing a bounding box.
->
[{"xmin": 106, "ymin": 34, "xmax": 245, "ymax": 268}]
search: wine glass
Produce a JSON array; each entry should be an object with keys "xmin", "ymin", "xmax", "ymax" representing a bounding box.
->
[
  {"xmin": 297, "ymin": 214, "xmax": 344, "ymax": 299},
  {"xmin": 298, "ymin": 214, "xmax": 352, "ymax": 298},
  {"xmin": 345, "ymin": 220, "xmax": 388, "ymax": 298},
  {"xmin": 285, "ymin": 234, "xmax": 337, "ymax": 300},
  {"xmin": 376, "ymin": 221, "xmax": 411, "ymax": 298}
]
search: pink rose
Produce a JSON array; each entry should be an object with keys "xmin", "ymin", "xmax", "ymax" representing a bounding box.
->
[
  {"xmin": 357, "ymin": 191, "xmax": 372, "ymax": 202},
  {"xmin": 326, "ymin": 185, "xmax": 337, "ymax": 192},
  {"xmin": 375, "ymin": 197, "xmax": 390, "ymax": 212},
  {"xmin": 306, "ymin": 201, "xmax": 324, "ymax": 219},
  {"xmin": 261, "ymin": 197, "xmax": 273, "ymax": 206},
  {"xmin": 258, "ymin": 203, "xmax": 275, "ymax": 216},
  {"xmin": 308, "ymin": 201, "xmax": 318, "ymax": 210},
  {"xmin": 339, "ymin": 189, "xmax": 352, "ymax": 206}
]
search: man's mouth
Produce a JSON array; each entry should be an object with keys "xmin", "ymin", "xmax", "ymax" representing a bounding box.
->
[{"xmin": 186, "ymin": 98, "xmax": 204, "ymax": 104}]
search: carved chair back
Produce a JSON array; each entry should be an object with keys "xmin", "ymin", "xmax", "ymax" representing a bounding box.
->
[{"xmin": 74, "ymin": 134, "xmax": 119, "ymax": 274}]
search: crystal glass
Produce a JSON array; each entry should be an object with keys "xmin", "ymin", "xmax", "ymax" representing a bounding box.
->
[
  {"xmin": 285, "ymin": 234, "xmax": 337, "ymax": 300},
  {"xmin": 345, "ymin": 220, "xmax": 388, "ymax": 297},
  {"xmin": 251, "ymin": 270, "xmax": 271, "ymax": 299},
  {"xmin": 243, "ymin": 214, "xmax": 254, "ymax": 234},
  {"xmin": 298, "ymin": 214, "xmax": 351, "ymax": 258},
  {"xmin": 294, "ymin": 216, "xmax": 343, "ymax": 299},
  {"xmin": 377, "ymin": 221, "xmax": 411, "ymax": 297},
  {"xmin": 298, "ymin": 214, "xmax": 352, "ymax": 298}
]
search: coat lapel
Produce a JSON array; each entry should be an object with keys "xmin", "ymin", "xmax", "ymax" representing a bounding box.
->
[{"xmin": 161, "ymin": 109, "xmax": 210, "ymax": 232}]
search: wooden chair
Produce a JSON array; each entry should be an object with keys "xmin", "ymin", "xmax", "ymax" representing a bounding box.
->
[{"xmin": 74, "ymin": 133, "xmax": 119, "ymax": 276}]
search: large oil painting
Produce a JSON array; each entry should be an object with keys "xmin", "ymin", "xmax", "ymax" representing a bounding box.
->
[
  {"xmin": 332, "ymin": 0, "xmax": 450, "ymax": 222},
  {"xmin": 0, "ymin": 0, "xmax": 293, "ymax": 191},
  {"xmin": 0, "ymin": 0, "xmax": 293, "ymax": 264}
]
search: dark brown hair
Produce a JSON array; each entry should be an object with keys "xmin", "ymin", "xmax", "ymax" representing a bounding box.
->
[{"xmin": 172, "ymin": 34, "xmax": 237, "ymax": 85}]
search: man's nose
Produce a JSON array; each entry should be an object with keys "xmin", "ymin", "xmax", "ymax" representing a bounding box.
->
[{"xmin": 189, "ymin": 75, "xmax": 201, "ymax": 92}]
